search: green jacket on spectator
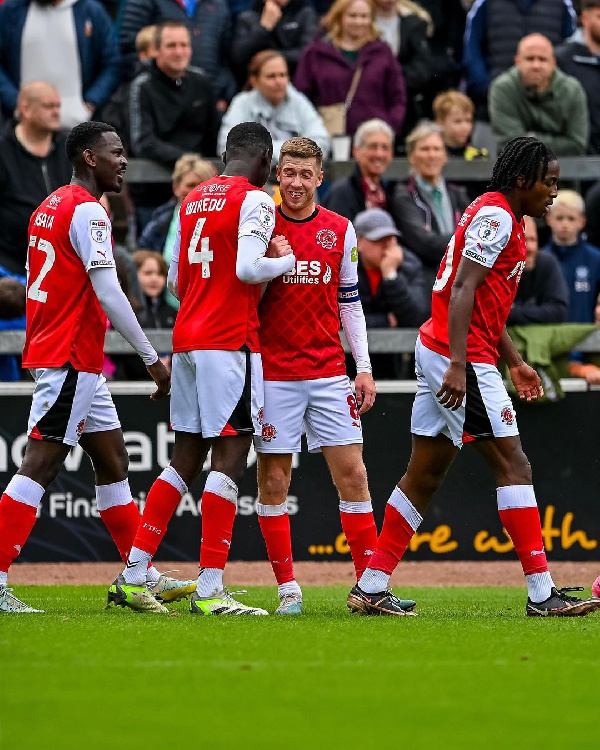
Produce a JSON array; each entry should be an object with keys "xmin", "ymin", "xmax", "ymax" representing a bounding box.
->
[{"xmin": 488, "ymin": 65, "xmax": 589, "ymax": 155}]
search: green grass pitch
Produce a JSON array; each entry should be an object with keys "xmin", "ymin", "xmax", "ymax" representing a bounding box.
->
[{"xmin": 1, "ymin": 585, "xmax": 599, "ymax": 750}]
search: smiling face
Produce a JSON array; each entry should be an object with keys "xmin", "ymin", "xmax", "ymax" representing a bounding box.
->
[
  {"xmin": 277, "ymin": 155, "xmax": 323, "ymax": 219},
  {"xmin": 253, "ymin": 55, "xmax": 289, "ymax": 106},
  {"xmin": 353, "ymin": 129, "xmax": 393, "ymax": 180},
  {"xmin": 408, "ymin": 133, "xmax": 447, "ymax": 183},
  {"xmin": 520, "ymin": 160, "xmax": 560, "ymax": 220},
  {"xmin": 340, "ymin": 0, "xmax": 373, "ymax": 43},
  {"xmin": 138, "ymin": 256, "xmax": 167, "ymax": 298},
  {"xmin": 90, "ymin": 131, "xmax": 127, "ymax": 194},
  {"xmin": 156, "ymin": 25, "xmax": 192, "ymax": 79}
]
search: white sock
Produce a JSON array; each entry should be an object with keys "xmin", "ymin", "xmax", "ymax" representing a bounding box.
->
[
  {"xmin": 123, "ymin": 546, "xmax": 152, "ymax": 585},
  {"xmin": 196, "ymin": 567, "xmax": 224, "ymax": 598},
  {"xmin": 358, "ymin": 568, "xmax": 390, "ymax": 594},
  {"xmin": 526, "ymin": 571, "xmax": 554, "ymax": 603},
  {"xmin": 278, "ymin": 581, "xmax": 302, "ymax": 599},
  {"xmin": 0, "ymin": 571, "xmax": 7, "ymax": 587},
  {"xmin": 146, "ymin": 565, "xmax": 161, "ymax": 585}
]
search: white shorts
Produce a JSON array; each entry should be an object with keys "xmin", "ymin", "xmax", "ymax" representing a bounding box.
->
[
  {"xmin": 412, "ymin": 336, "xmax": 519, "ymax": 448},
  {"xmin": 255, "ymin": 375, "xmax": 363, "ymax": 454},
  {"xmin": 28, "ymin": 367, "xmax": 120, "ymax": 447},
  {"xmin": 170, "ymin": 348, "xmax": 264, "ymax": 438}
]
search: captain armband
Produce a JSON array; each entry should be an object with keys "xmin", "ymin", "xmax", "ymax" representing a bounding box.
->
[{"xmin": 338, "ymin": 284, "xmax": 360, "ymax": 303}]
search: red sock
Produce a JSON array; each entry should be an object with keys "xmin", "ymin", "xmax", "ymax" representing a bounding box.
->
[
  {"xmin": 499, "ymin": 506, "xmax": 548, "ymax": 575},
  {"xmin": 258, "ymin": 512, "xmax": 295, "ymax": 585},
  {"xmin": 0, "ymin": 494, "xmax": 38, "ymax": 572},
  {"xmin": 199, "ymin": 491, "xmax": 236, "ymax": 569},
  {"xmin": 132, "ymin": 478, "xmax": 183, "ymax": 556},
  {"xmin": 340, "ymin": 507, "xmax": 378, "ymax": 580},
  {"xmin": 99, "ymin": 502, "xmax": 141, "ymax": 562},
  {"xmin": 368, "ymin": 503, "xmax": 415, "ymax": 575}
]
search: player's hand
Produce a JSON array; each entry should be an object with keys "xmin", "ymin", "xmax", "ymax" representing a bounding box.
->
[
  {"xmin": 266, "ymin": 235, "xmax": 293, "ymax": 258},
  {"xmin": 437, "ymin": 362, "xmax": 466, "ymax": 410},
  {"xmin": 260, "ymin": 0, "xmax": 282, "ymax": 29},
  {"xmin": 147, "ymin": 359, "xmax": 171, "ymax": 400},
  {"xmin": 509, "ymin": 363, "xmax": 544, "ymax": 401},
  {"xmin": 355, "ymin": 372, "xmax": 376, "ymax": 415}
]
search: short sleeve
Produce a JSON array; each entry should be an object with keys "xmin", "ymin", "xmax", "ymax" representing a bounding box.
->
[
  {"xmin": 462, "ymin": 206, "xmax": 513, "ymax": 268},
  {"xmin": 69, "ymin": 202, "xmax": 115, "ymax": 272},
  {"xmin": 238, "ymin": 190, "xmax": 276, "ymax": 247}
]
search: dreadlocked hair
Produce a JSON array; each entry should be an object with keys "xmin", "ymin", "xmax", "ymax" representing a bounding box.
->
[{"xmin": 488, "ymin": 136, "xmax": 557, "ymax": 192}]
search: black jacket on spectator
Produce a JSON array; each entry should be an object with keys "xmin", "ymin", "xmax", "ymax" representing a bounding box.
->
[
  {"xmin": 585, "ymin": 180, "xmax": 600, "ymax": 249},
  {"xmin": 555, "ymin": 32, "xmax": 600, "ymax": 155},
  {"xmin": 507, "ymin": 251, "xmax": 569, "ymax": 325},
  {"xmin": 418, "ymin": 0, "xmax": 465, "ymax": 109},
  {"xmin": 389, "ymin": 176, "xmax": 469, "ymax": 290},
  {"xmin": 321, "ymin": 165, "xmax": 397, "ymax": 222},
  {"xmin": 395, "ymin": 12, "xmax": 432, "ymax": 139},
  {"xmin": 0, "ymin": 121, "xmax": 71, "ymax": 275},
  {"xmin": 232, "ymin": 0, "xmax": 318, "ymax": 84}
]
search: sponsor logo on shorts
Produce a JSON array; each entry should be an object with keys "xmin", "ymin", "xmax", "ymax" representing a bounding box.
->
[
  {"xmin": 316, "ymin": 229, "xmax": 337, "ymax": 249},
  {"xmin": 76, "ymin": 419, "xmax": 86, "ymax": 436},
  {"xmin": 261, "ymin": 423, "xmax": 277, "ymax": 442},
  {"xmin": 500, "ymin": 406, "xmax": 515, "ymax": 425}
]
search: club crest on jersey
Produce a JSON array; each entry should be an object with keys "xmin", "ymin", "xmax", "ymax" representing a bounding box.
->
[
  {"xmin": 259, "ymin": 203, "xmax": 275, "ymax": 229},
  {"xmin": 90, "ymin": 220, "xmax": 108, "ymax": 243},
  {"xmin": 478, "ymin": 217, "xmax": 500, "ymax": 241},
  {"xmin": 47, "ymin": 194, "xmax": 62, "ymax": 210},
  {"xmin": 261, "ymin": 423, "xmax": 277, "ymax": 442},
  {"xmin": 316, "ymin": 229, "xmax": 337, "ymax": 249},
  {"xmin": 500, "ymin": 406, "xmax": 515, "ymax": 426}
]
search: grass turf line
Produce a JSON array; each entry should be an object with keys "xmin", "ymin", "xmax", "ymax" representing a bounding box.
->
[{"xmin": 1, "ymin": 585, "xmax": 599, "ymax": 750}]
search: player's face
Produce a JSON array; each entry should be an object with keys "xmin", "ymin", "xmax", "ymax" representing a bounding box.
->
[
  {"xmin": 173, "ymin": 170, "xmax": 204, "ymax": 201},
  {"xmin": 156, "ymin": 26, "xmax": 192, "ymax": 78},
  {"xmin": 341, "ymin": 0, "xmax": 372, "ymax": 42},
  {"xmin": 138, "ymin": 258, "xmax": 166, "ymax": 298},
  {"xmin": 408, "ymin": 133, "xmax": 447, "ymax": 183},
  {"xmin": 438, "ymin": 107, "xmax": 472, "ymax": 149},
  {"xmin": 277, "ymin": 155, "xmax": 323, "ymax": 218},
  {"xmin": 255, "ymin": 56, "xmax": 289, "ymax": 106},
  {"xmin": 353, "ymin": 131, "xmax": 393, "ymax": 179},
  {"xmin": 546, "ymin": 204, "xmax": 585, "ymax": 245},
  {"xmin": 93, "ymin": 132, "xmax": 128, "ymax": 194},
  {"xmin": 521, "ymin": 160, "xmax": 559, "ymax": 219}
]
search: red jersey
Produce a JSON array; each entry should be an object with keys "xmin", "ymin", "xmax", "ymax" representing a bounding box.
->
[
  {"xmin": 173, "ymin": 176, "xmax": 276, "ymax": 353},
  {"xmin": 259, "ymin": 206, "xmax": 357, "ymax": 381},
  {"xmin": 22, "ymin": 185, "xmax": 115, "ymax": 374},
  {"xmin": 420, "ymin": 192, "xmax": 526, "ymax": 365}
]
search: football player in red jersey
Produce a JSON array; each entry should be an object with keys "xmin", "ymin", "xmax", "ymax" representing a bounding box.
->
[
  {"xmin": 253, "ymin": 137, "xmax": 409, "ymax": 615},
  {"xmin": 0, "ymin": 121, "xmax": 194, "ymax": 615},
  {"xmin": 109, "ymin": 122, "xmax": 296, "ymax": 615},
  {"xmin": 347, "ymin": 136, "xmax": 600, "ymax": 618}
]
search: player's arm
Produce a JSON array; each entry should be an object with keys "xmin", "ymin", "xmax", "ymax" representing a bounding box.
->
[
  {"xmin": 498, "ymin": 326, "xmax": 544, "ymax": 402},
  {"xmin": 167, "ymin": 218, "xmax": 181, "ymax": 300},
  {"xmin": 236, "ymin": 192, "xmax": 295, "ymax": 283},
  {"xmin": 339, "ymin": 222, "xmax": 375, "ymax": 415},
  {"xmin": 438, "ymin": 207, "xmax": 512, "ymax": 410},
  {"xmin": 70, "ymin": 203, "xmax": 170, "ymax": 400}
]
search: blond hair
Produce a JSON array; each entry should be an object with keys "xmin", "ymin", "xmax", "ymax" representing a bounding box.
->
[
  {"xmin": 549, "ymin": 189, "xmax": 585, "ymax": 215},
  {"xmin": 432, "ymin": 90, "xmax": 475, "ymax": 121},
  {"xmin": 135, "ymin": 25, "xmax": 157, "ymax": 54},
  {"xmin": 323, "ymin": 0, "xmax": 379, "ymax": 46},
  {"xmin": 405, "ymin": 120, "xmax": 444, "ymax": 155},
  {"xmin": 171, "ymin": 154, "xmax": 216, "ymax": 184},
  {"xmin": 397, "ymin": 1, "xmax": 433, "ymax": 36},
  {"xmin": 279, "ymin": 137, "xmax": 324, "ymax": 170}
]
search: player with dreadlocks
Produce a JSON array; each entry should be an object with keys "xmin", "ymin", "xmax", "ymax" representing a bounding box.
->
[{"xmin": 347, "ymin": 136, "xmax": 600, "ymax": 618}]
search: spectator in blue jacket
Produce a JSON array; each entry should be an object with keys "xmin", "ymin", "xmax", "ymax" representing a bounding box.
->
[
  {"xmin": 0, "ymin": 0, "xmax": 120, "ymax": 127},
  {"xmin": 463, "ymin": 0, "xmax": 576, "ymax": 116},
  {"xmin": 119, "ymin": 0, "xmax": 237, "ymax": 108},
  {"xmin": 543, "ymin": 189, "xmax": 600, "ymax": 383}
]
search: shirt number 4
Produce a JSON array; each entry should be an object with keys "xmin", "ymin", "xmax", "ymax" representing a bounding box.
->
[{"xmin": 188, "ymin": 217, "xmax": 214, "ymax": 278}]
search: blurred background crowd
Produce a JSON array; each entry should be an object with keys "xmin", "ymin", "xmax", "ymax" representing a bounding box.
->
[{"xmin": 2, "ymin": 0, "xmax": 600, "ymax": 382}]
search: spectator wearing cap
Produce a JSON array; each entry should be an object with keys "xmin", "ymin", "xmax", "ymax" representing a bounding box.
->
[
  {"xmin": 354, "ymin": 207, "xmax": 428, "ymax": 378},
  {"xmin": 555, "ymin": 0, "xmax": 600, "ymax": 154},
  {"xmin": 321, "ymin": 119, "xmax": 396, "ymax": 221},
  {"xmin": 389, "ymin": 120, "xmax": 469, "ymax": 290}
]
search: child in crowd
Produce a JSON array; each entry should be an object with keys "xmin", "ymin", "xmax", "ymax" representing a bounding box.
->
[
  {"xmin": 544, "ymin": 189, "xmax": 600, "ymax": 383},
  {"xmin": 135, "ymin": 25, "xmax": 158, "ymax": 62},
  {"xmin": 433, "ymin": 90, "xmax": 488, "ymax": 160}
]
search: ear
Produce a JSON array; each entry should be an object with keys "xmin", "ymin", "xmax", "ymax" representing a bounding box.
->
[
  {"xmin": 316, "ymin": 170, "xmax": 324, "ymax": 188},
  {"xmin": 221, "ymin": 150, "xmax": 227, "ymax": 166},
  {"xmin": 516, "ymin": 174, "xmax": 526, "ymax": 189},
  {"xmin": 83, "ymin": 148, "xmax": 96, "ymax": 168},
  {"xmin": 276, "ymin": 164, "xmax": 282, "ymax": 183}
]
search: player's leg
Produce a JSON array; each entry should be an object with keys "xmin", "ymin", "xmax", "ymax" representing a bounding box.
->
[
  {"xmin": 256, "ymin": 452, "xmax": 302, "ymax": 613},
  {"xmin": 475, "ymin": 435, "xmax": 600, "ymax": 616},
  {"xmin": 255, "ymin": 379, "xmax": 306, "ymax": 612}
]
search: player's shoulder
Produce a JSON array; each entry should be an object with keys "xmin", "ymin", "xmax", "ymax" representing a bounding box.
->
[{"xmin": 465, "ymin": 193, "xmax": 514, "ymax": 229}]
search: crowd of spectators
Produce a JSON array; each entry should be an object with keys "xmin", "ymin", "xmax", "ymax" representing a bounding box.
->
[{"xmin": 2, "ymin": 0, "xmax": 600, "ymax": 381}]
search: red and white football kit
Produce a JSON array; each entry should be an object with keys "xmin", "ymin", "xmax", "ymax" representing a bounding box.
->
[
  {"xmin": 24, "ymin": 185, "xmax": 121, "ymax": 446},
  {"xmin": 414, "ymin": 191, "xmax": 526, "ymax": 446},
  {"xmin": 169, "ymin": 175, "xmax": 294, "ymax": 438},
  {"xmin": 256, "ymin": 205, "xmax": 371, "ymax": 453}
]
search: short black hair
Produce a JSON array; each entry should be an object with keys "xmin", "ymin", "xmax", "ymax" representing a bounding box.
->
[
  {"xmin": 225, "ymin": 122, "xmax": 273, "ymax": 160},
  {"xmin": 65, "ymin": 121, "xmax": 117, "ymax": 164},
  {"xmin": 488, "ymin": 136, "xmax": 557, "ymax": 192}
]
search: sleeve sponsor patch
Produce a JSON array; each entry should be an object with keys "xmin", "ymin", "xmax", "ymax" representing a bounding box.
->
[
  {"xmin": 478, "ymin": 217, "xmax": 500, "ymax": 242},
  {"xmin": 258, "ymin": 203, "xmax": 275, "ymax": 230},
  {"xmin": 351, "ymin": 246, "xmax": 358, "ymax": 263},
  {"xmin": 90, "ymin": 219, "xmax": 109, "ymax": 243}
]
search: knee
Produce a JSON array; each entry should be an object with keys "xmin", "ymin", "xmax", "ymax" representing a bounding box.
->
[
  {"xmin": 19, "ymin": 456, "xmax": 61, "ymax": 489},
  {"xmin": 498, "ymin": 449, "xmax": 532, "ymax": 486},
  {"xmin": 259, "ymin": 464, "xmax": 290, "ymax": 501},
  {"xmin": 335, "ymin": 462, "xmax": 368, "ymax": 496}
]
